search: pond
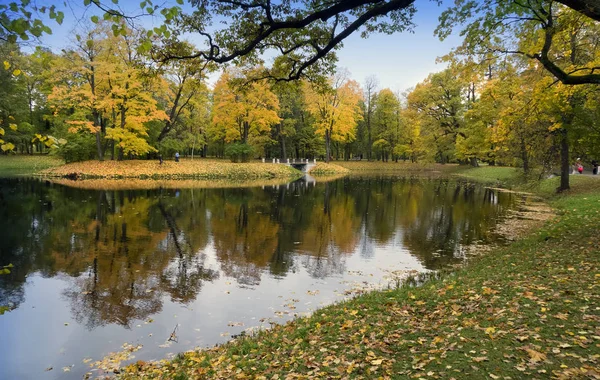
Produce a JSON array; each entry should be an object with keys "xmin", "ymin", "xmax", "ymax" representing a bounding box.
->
[{"xmin": 0, "ymin": 176, "xmax": 525, "ymax": 379}]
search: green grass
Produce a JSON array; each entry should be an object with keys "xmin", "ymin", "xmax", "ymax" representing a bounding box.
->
[
  {"xmin": 0, "ymin": 155, "xmax": 64, "ymax": 177},
  {"xmin": 519, "ymin": 174, "xmax": 600, "ymax": 197},
  {"xmin": 449, "ymin": 165, "xmax": 524, "ymax": 185},
  {"xmin": 119, "ymin": 167, "xmax": 600, "ymax": 379}
]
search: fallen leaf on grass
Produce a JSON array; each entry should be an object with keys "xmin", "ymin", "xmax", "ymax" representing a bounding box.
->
[{"xmin": 524, "ymin": 347, "xmax": 547, "ymax": 364}]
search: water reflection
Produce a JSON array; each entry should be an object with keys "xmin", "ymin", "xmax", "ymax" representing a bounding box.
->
[{"xmin": 0, "ymin": 176, "xmax": 514, "ymax": 329}]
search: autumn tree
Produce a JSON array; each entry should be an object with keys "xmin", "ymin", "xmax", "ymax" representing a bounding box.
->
[
  {"xmin": 48, "ymin": 26, "xmax": 109, "ymax": 160},
  {"xmin": 396, "ymin": 107, "xmax": 426, "ymax": 162},
  {"xmin": 303, "ymin": 71, "xmax": 363, "ymax": 162},
  {"xmin": 407, "ymin": 66, "xmax": 466, "ymax": 164},
  {"xmin": 155, "ymin": 43, "xmax": 211, "ymax": 143},
  {"xmin": 211, "ymin": 68, "xmax": 280, "ymax": 161},
  {"xmin": 363, "ymin": 76, "xmax": 378, "ymax": 160},
  {"xmin": 438, "ymin": 1, "xmax": 600, "ymax": 189},
  {"xmin": 371, "ymin": 88, "xmax": 400, "ymax": 161},
  {"xmin": 101, "ymin": 26, "xmax": 168, "ymax": 158},
  {"xmin": 49, "ymin": 23, "xmax": 168, "ymax": 161}
]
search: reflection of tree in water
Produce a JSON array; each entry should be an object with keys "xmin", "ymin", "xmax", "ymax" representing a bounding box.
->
[
  {"xmin": 53, "ymin": 189, "xmax": 217, "ymax": 329},
  {"xmin": 1, "ymin": 177, "xmax": 518, "ymax": 324},
  {"xmin": 294, "ymin": 182, "xmax": 358, "ymax": 278},
  {"xmin": 0, "ymin": 178, "xmax": 56, "ymax": 312},
  {"xmin": 398, "ymin": 180, "xmax": 514, "ymax": 269},
  {"xmin": 157, "ymin": 201, "xmax": 218, "ymax": 303},
  {"xmin": 210, "ymin": 189, "xmax": 280, "ymax": 286}
]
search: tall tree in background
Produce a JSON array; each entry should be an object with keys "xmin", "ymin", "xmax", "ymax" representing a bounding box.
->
[
  {"xmin": 407, "ymin": 66, "xmax": 466, "ymax": 164},
  {"xmin": 363, "ymin": 76, "xmax": 378, "ymax": 161},
  {"xmin": 371, "ymin": 88, "xmax": 400, "ymax": 161},
  {"xmin": 155, "ymin": 42, "xmax": 210, "ymax": 143},
  {"xmin": 304, "ymin": 72, "xmax": 363, "ymax": 162},
  {"xmin": 102, "ymin": 26, "xmax": 168, "ymax": 159},
  {"xmin": 48, "ymin": 26, "xmax": 108, "ymax": 160},
  {"xmin": 211, "ymin": 69, "xmax": 280, "ymax": 160}
]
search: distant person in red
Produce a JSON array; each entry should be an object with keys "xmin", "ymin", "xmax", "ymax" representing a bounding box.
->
[{"xmin": 577, "ymin": 158, "xmax": 583, "ymax": 174}]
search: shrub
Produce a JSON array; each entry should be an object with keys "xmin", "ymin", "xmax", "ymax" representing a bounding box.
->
[
  {"xmin": 225, "ymin": 142, "xmax": 254, "ymax": 163},
  {"xmin": 56, "ymin": 133, "xmax": 97, "ymax": 163}
]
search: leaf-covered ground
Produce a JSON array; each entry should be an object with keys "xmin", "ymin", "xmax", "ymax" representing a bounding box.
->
[
  {"xmin": 119, "ymin": 185, "xmax": 600, "ymax": 379},
  {"xmin": 40, "ymin": 159, "xmax": 302, "ymax": 180}
]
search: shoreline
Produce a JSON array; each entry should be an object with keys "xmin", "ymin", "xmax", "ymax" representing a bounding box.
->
[{"xmin": 116, "ymin": 172, "xmax": 599, "ymax": 379}]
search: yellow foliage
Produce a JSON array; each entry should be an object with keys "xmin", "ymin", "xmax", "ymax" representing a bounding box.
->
[
  {"xmin": 212, "ymin": 69, "xmax": 280, "ymax": 150},
  {"xmin": 303, "ymin": 74, "xmax": 363, "ymax": 145}
]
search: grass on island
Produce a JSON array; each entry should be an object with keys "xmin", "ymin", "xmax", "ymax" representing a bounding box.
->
[
  {"xmin": 119, "ymin": 167, "xmax": 600, "ymax": 380},
  {"xmin": 0, "ymin": 155, "xmax": 63, "ymax": 177},
  {"xmin": 308, "ymin": 162, "xmax": 350, "ymax": 176},
  {"xmin": 40, "ymin": 158, "xmax": 302, "ymax": 180},
  {"xmin": 335, "ymin": 160, "xmax": 443, "ymax": 172}
]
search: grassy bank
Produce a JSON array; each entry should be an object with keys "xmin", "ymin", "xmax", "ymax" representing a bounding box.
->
[
  {"xmin": 0, "ymin": 155, "xmax": 63, "ymax": 177},
  {"xmin": 40, "ymin": 158, "xmax": 302, "ymax": 180},
  {"xmin": 336, "ymin": 160, "xmax": 444, "ymax": 173},
  {"xmin": 119, "ymin": 168, "xmax": 600, "ymax": 379}
]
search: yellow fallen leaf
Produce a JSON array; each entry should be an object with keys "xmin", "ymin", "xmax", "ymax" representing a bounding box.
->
[
  {"xmin": 525, "ymin": 347, "xmax": 547, "ymax": 363},
  {"xmin": 370, "ymin": 359, "xmax": 383, "ymax": 365}
]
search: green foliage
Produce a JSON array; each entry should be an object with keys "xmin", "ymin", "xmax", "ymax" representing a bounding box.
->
[
  {"xmin": 225, "ymin": 142, "xmax": 255, "ymax": 163},
  {"xmin": 56, "ymin": 133, "xmax": 97, "ymax": 163}
]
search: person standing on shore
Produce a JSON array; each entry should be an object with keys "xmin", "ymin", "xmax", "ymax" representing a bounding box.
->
[{"xmin": 175, "ymin": 152, "xmax": 180, "ymax": 162}]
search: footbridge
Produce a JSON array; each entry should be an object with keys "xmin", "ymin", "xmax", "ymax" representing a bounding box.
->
[{"xmin": 264, "ymin": 158, "xmax": 317, "ymax": 172}]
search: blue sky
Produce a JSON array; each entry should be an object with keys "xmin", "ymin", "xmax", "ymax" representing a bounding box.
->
[
  {"xmin": 336, "ymin": 0, "xmax": 462, "ymax": 93},
  {"xmin": 30, "ymin": 0, "xmax": 461, "ymax": 92}
]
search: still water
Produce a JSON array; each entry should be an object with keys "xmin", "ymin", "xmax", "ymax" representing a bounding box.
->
[{"xmin": 0, "ymin": 176, "xmax": 520, "ymax": 379}]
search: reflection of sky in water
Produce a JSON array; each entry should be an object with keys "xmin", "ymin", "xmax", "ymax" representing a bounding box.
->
[
  {"xmin": 0, "ymin": 177, "xmax": 517, "ymax": 379},
  {"xmin": 2, "ymin": 242, "xmax": 422, "ymax": 380}
]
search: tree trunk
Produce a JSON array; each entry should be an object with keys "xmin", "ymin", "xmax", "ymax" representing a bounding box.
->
[
  {"xmin": 367, "ymin": 126, "xmax": 372, "ymax": 161},
  {"xmin": 558, "ymin": 128, "xmax": 570, "ymax": 192},
  {"xmin": 325, "ymin": 129, "xmax": 331, "ymax": 163},
  {"xmin": 469, "ymin": 157, "xmax": 479, "ymax": 167},
  {"xmin": 520, "ymin": 137, "xmax": 529, "ymax": 174},
  {"xmin": 242, "ymin": 121, "xmax": 249, "ymax": 144},
  {"xmin": 278, "ymin": 125, "xmax": 286, "ymax": 160},
  {"xmin": 95, "ymin": 131, "xmax": 104, "ymax": 161}
]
